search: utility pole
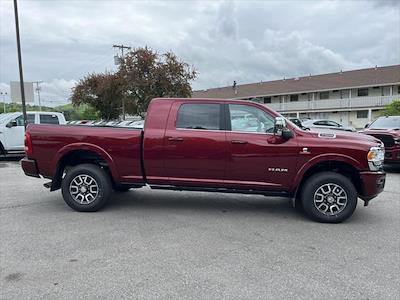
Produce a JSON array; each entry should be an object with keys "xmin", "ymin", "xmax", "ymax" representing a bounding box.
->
[
  {"xmin": 13, "ymin": 0, "xmax": 28, "ymax": 129},
  {"xmin": 113, "ymin": 44, "xmax": 131, "ymax": 120},
  {"xmin": 32, "ymin": 81, "xmax": 43, "ymax": 111},
  {"xmin": 0, "ymin": 92, "xmax": 7, "ymax": 113}
]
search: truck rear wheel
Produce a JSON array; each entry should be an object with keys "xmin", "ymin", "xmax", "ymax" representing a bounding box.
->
[
  {"xmin": 61, "ymin": 164, "xmax": 112, "ymax": 212},
  {"xmin": 301, "ymin": 171, "xmax": 357, "ymax": 223}
]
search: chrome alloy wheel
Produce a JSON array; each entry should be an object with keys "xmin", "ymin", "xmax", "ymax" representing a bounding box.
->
[
  {"xmin": 69, "ymin": 174, "xmax": 99, "ymax": 204},
  {"xmin": 313, "ymin": 183, "xmax": 348, "ymax": 216}
]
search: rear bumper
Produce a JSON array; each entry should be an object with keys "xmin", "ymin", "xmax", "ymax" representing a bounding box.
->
[
  {"xmin": 21, "ymin": 157, "xmax": 40, "ymax": 178},
  {"xmin": 359, "ymin": 171, "xmax": 386, "ymax": 201}
]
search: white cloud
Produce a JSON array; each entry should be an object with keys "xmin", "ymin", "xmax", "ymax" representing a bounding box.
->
[{"xmin": 0, "ymin": 0, "xmax": 399, "ymax": 101}]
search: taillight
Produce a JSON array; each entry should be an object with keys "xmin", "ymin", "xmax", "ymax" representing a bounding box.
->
[{"xmin": 24, "ymin": 132, "xmax": 33, "ymax": 156}]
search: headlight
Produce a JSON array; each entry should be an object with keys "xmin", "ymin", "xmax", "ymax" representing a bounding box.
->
[
  {"xmin": 394, "ymin": 138, "xmax": 400, "ymax": 145},
  {"xmin": 367, "ymin": 145, "xmax": 385, "ymax": 170}
]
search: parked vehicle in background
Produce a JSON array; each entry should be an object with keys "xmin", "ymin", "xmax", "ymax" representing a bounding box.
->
[
  {"xmin": 129, "ymin": 120, "xmax": 145, "ymax": 129},
  {"xmin": 360, "ymin": 116, "xmax": 400, "ymax": 163},
  {"xmin": 0, "ymin": 112, "xmax": 66, "ymax": 156},
  {"xmin": 21, "ymin": 98, "xmax": 386, "ymax": 223},
  {"xmin": 302, "ymin": 119, "xmax": 355, "ymax": 132},
  {"xmin": 288, "ymin": 118, "xmax": 309, "ymax": 130}
]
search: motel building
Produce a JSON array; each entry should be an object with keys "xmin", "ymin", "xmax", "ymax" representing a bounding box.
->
[{"xmin": 192, "ymin": 65, "xmax": 400, "ymax": 129}]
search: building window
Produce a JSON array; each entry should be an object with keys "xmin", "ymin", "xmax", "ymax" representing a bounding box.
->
[
  {"xmin": 290, "ymin": 94, "xmax": 298, "ymax": 102},
  {"xmin": 357, "ymin": 88, "xmax": 369, "ymax": 97},
  {"xmin": 320, "ymin": 91, "xmax": 329, "ymax": 99},
  {"xmin": 263, "ymin": 97, "xmax": 271, "ymax": 104},
  {"xmin": 356, "ymin": 110, "xmax": 368, "ymax": 119}
]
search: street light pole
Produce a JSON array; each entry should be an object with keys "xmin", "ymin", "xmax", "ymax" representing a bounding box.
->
[{"xmin": 13, "ymin": 0, "xmax": 28, "ymax": 129}]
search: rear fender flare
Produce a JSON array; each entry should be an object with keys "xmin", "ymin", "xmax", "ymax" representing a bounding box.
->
[{"xmin": 52, "ymin": 143, "xmax": 120, "ymax": 181}]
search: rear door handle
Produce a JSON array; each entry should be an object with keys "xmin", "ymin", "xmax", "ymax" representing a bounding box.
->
[
  {"xmin": 168, "ymin": 137, "xmax": 184, "ymax": 142},
  {"xmin": 231, "ymin": 140, "xmax": 248, "ymax": 144}
]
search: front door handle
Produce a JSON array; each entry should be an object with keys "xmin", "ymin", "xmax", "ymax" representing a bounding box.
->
[
  {"xmin": 168, "ymin": 137, "xmax": 184, "ymax": 142},
  {"xmin": 231, "ymin": 140, "xmax": 248, "ymax": 144}
]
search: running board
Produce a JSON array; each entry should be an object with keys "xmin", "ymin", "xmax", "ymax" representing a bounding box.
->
[{"xmin": 149, "ymin": 184, "xmax": 290, "ymax": 197}]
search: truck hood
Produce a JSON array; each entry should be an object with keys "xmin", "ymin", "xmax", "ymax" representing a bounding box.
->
[
  {"xmin": 359, "ymin": 128, "xmax": 400, "ymax": 138},
  {"xmin": 304, "ymin": 128, "xmax": 382, "ymax": 145}
]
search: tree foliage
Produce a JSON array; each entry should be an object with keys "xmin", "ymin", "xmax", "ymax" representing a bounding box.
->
[
  {"xmin": 381, "ymin": 100, "xmax": 400, "ymax": 116},
  {"xmin": 71, "ymin": 72, "xmax": 124, "ymax": 120},
  {"xmin": 71, "ymin": 47, "xmax": 197, "ymax": 119}
]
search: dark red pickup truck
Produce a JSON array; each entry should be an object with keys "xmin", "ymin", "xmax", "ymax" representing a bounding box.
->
[
  {"xmin": 360, "ymin": 116, "xmax": 400, "ymax": 163},
  {"xmin": 21, "ymin": 98, "xmax": 386, "ymax": 223}
]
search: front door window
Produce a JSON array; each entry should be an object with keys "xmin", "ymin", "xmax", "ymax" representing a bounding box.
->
[{"xmin": 229, "ymin": 104, "xmax": 275, "ymax": 133}]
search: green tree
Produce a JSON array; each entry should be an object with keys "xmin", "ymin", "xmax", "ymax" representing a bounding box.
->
[
  {"xmin": 122, "ymin": 48, "xmax": 197, "ymax": 115},
  {"xmin": 71, "ymin": 47, "xmax": 197, "ymax": 119},
  {"xmin": 381, "ymin": 100, "xmax": 400, "ymax": 116},
  {"xmin": 71, "ymin": 72, "xmax": 124, "ymax": 120}
]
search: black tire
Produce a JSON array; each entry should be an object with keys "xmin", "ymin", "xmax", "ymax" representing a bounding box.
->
[
  {"xmin": 301, "ymin": 171, "xmax": 357, "ymax": 223},
  {"xmin": 61, "ymin": 164, "xmax": 112, "ymax": 212}
]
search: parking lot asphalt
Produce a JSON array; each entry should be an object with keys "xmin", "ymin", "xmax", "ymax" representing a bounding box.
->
[{"xmin": 1, "ymin": 159, "xmax": 399, "ymax": 300}]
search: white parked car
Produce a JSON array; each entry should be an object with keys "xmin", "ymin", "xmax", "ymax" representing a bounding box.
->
[
  {"xmin": 302, "ymin": 119, "xmax": 355, "ymax": 132},
  {"xmin": 0, "ymin": 111, "xmax": 66, "ymax": 156}
]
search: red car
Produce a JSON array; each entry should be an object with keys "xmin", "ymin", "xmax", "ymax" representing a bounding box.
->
[
  {"xmin": 21, "ymin": 98, "xmax": 386, "ymax": 223},
  {"xmin": 360, "ymin": 116, "xmax": 400, "ymax": 163}
]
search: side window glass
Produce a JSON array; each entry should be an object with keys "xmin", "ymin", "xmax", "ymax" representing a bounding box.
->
[
  {"xmin": 176, "ymin": 104, "xmax": 221, "ymax": 130},
  {"xmin": 229, "ymin": 104, "xmax": 274, "ymax": 133},
  {"xmin": 27, "ymin": 114, "xmax": 35, "ymax": 124},
  {"xmin": 40, "ymin": 114, "xmax": 59, "ymax": 125},
  {"xmin": 314, "ymin": 121, "xmax": 327, "ymax": 126},
  {"xmin": 327, "ymin": 121, "xmax": 340, "ymax": 127},
  {"xmin": 15, "ymin": 115, "xmax": 25, "ymax": 126}
]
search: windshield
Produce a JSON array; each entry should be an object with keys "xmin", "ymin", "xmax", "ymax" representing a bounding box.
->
[{"xmin": 369, "ymin": 117, "xmax": 400, "ymax": 129}]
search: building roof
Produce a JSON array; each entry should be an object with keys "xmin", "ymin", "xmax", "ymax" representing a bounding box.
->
[{"xmin": 192, "ymin": 64, "xmax": 400, "ymax": 99}]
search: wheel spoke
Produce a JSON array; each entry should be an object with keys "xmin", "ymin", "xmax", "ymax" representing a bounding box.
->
[
  {"xmin": 313, "ymin": 183, "xmax": 348, "ymax": 216},
  {"xmin": 69, "ymin": 174, "xmax": 99, "ymax": 205}
]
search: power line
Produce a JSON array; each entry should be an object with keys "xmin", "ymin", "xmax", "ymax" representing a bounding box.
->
[
  {"xmin": 32, "ymin": 81, "xmax": 43, "ymax": 111},
  {"xmin": 112, "ymin": 44, "xmax": 131, "ymax": 120}
]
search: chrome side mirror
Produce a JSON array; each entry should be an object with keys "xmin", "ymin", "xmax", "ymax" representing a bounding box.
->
[
  {"xmin": 274, "ymin": 117, "xmax": 286, "ymax": 136},
  {"xmin": 274, "ymin": 116, "xmax": 293, "ymax": 139}
]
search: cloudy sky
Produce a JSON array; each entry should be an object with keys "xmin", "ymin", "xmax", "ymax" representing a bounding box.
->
[{"xmin": 0, "ymin": 0, "xmax": 399, "ymax": 106}]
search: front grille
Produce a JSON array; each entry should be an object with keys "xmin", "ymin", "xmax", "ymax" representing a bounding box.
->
[{"xmin": 370, "ymin": 134, "xmax": 395, "ymax": 147}]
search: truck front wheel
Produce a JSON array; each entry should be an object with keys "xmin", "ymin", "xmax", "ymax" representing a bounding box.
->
[
  {"xmin": 61, "ymin": 164, "xmax": 112, "ymax": 212},
  {"xmin": 301, "ymin": 171, "xmax": 357, "ymax": 223}
]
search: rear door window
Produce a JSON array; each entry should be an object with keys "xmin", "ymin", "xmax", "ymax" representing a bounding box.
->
[
  {"xmin": 40, "ymin": 114, "xmax": 59, "ymax": 124},
  {"xmin": 176, "ymin": 104, "xmax": 221, "ymax": 130}
]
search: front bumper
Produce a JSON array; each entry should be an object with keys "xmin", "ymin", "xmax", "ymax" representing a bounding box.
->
[
  {"xmin": 21, "ymin": 157, "xmax": 40, "ymax": 178},
  {"xmin": 359, "ymin": 171, "xmax": 386, "ymax": 201},
  {"xmin": 384, "ymin": 146, "xmax": 400, "ymax": 163}
]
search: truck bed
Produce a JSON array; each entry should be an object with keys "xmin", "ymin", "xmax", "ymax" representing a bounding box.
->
[{"xmin": 27, "ymin": 124, "xmax": 144, "ymax": 184}]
